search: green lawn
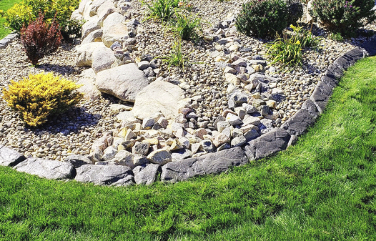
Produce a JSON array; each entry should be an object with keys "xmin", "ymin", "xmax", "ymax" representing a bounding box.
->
[
  {"xmin": 1, "ymin": 55, "xmax": 376, "ymax": 240},
  {"xmin": 0, "ymin": 0, "xmax": 22, "ymax": 39}
]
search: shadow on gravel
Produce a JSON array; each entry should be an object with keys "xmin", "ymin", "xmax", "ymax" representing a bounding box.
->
[
  {"xmin": 25, "ymin": 106, "xmax": 101, "ymax": 136},
  {"xmin": 36, "ymin": 63, "xmax": 82, "ymax": 76}
]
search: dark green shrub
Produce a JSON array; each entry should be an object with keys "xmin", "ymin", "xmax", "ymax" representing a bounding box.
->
[
  {"xmin": 235, "ymin": 0, "xmax": 289, "ymax": 39},
  {"xmin": 286, "ymin": 0, "xmax": 303, "ymax": 25},
  {"xmin": 61, "ymin": 19, "xmax": 83, "ymax": 41},
  {"xmin": 310, "ymin": 0, "xmax": 376, "ymax": 37}
]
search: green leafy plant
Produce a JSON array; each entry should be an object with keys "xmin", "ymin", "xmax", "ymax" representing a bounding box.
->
[
  {"xmin": 161, "ymin": 39, "xmax": 187, "ymax": 68},
  {"xmin": 266, "ymin": 24, "xmax": 321, "ymax": 66},
  {"xmin": 267, "ymin": 33, "xmax": 303, "ymax": 66},
  {"xmin": 329, "ymin": 32, "xmax": 344, "ymax": 42},
  {"xmin": 4, "ymin": 3, "xmax": 34, "ymax": 31},
  {"xmin": 310, "ymin": 0, "xmax": 376, "ymax": 37},
  {"xmin": 145, "ymin": 0, "xmax": 174, "ymax": 21},
  {"xmin": 289, "ymin": 24, "xmax": 320, "ymax": 49},
  {"xmin": 60, "ymin": 19, "xmax": 83, "ymax": 41},
  {"xmin": 2, "ymin": 72, "xmax": 83, "ymax": 127},
  {"xmin": 235, "ymin": 0, "xmax": 289, "ymax": 39},
  {"xmin": 171, "ymin": 12, "xmax": 201, "ymax": 40},
  {"xmin": 4, "ymin": 0, "xmax": 79, "ymax": 33}
]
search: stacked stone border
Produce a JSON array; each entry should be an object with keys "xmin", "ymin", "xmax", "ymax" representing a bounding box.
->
[{"xmin": 1, "ymin": 34, "xmax": 375, "ymax": 186}]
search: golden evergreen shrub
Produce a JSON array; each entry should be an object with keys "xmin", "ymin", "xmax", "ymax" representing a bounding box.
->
[{"xmin": 2, "ymin": 72, "xmax": 83, "ymax": 127}]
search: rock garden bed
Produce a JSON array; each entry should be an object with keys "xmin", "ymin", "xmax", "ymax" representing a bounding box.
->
[{"xmin": 0, "ymin": 0, "xmax": 376, "ymax": 186}]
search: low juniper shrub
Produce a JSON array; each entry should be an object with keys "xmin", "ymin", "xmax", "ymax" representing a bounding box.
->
[
  {"xmin": 20, "ymin": 13, "xmax": 62, "ymax": 65},
  {"xmin": 235, "ymin": 0, "xmax": 289, "ymax": 39},
  {"xmin": 310, "ymin": 0, "xmax": 376, "ymax": 37},
  {"xmin": 2, "ymin": 72, "xmax": 83, "ymax": 127}
]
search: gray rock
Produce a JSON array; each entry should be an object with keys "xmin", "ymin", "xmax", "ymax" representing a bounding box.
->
[
  {"xmin": 0, "ymin": 145, "xmax": 26, "ymax": 166},
  {"xmin": 81, "ymin": 16, "xmax": 100, "ymax": 39},
  {"xmin": 231, "ymin": 135, "xmax": 247, "ymax": 147},
  {"xmin": 75, "ymin": 42, "xmax": 106, "ymax": 67},
  {"xmin": 244, "ymin": 128, "xmax": 291, "ymax": 160},
  {"xmin": 14, "ymin": 158, "xmax": 75, "ymax": 180},
  {"xmin": 200, "ymin": 140, "xmax": 215, "ymax": 152},
  {"xmin": 112, "ymin": 150, "xmax": 134, "ymax": 167},
  {"xmin": 92, "ymin": 45, "xmax": 116, "ymax": 73},
  {"xmin": 81, "ymin": 29, "xmax": 103, "ymax": 44},
  {"xmin": 228, "ymin": 91, "xmax": 248, "ymax": 109},
  {"xmin": 242, "ymin": 103, "xmax": 258, "ymax": 114},
  {"xmin": 142, "ymin": 117, "xmax": 155, "ymax": 130},
  {"xmin": 161, "ymin": 147, "xmax": 248, "ymax": 182},
  {"xmin": 171, "ymin": 149, "xmax": 192, "ymax": 161},
  {"xmin": 0, "ymin": 33, "xmax": 18, "ymax": 49},
  {"xmin": 281, "ymin": 109, "xmax": 316, "ymax": 136},
  {"xmin": 147, "ymin": 149, "xmax": 172, "ymax": 165},
  {"xmin": 301, "ymin": 99, "xmax": 320, "ymax": 119},
  {"xmin": 138, "ymin": 61, "xmax": 150, "ymax": 70},
  {"xmin": 132, "ymin": 142, "xmax": 150, "ymax": 155},
  {"xmin": 63, "ymin": 155, "xmax": 92, "ymax": 168},
  {"xmin": 77, "ymin": 68, "xmax": 102, "ymax": 101},
  {"xmin": 244, "ymin": 129, "xmax": 260, "ymax": 141},
  {"xmin": 309, "ymin": 81, "xmax": 333, "ymax": 113},
  {"xmin": 133, "ymin": 164, "xmax": 160, "ymax": 185},
  {"xmin": 75, "ymin": 165, "xmax": 134, "ymax": 186},
  {"xmin": 116, "ymin": 111, "xmax": 141, "ymax": 125},
  {"xmin": 96, "ymin": 63, "xmax": 149, "ymax": 102},
  {"xmin": 226, "ymin": 113, "xmax": 243, "ymax": 126},
  {"xmin": 102, "ymin": 146, "xmax": 118, "ymax": 161}
]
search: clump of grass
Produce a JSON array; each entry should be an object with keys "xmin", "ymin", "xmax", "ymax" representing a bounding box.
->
[
  {"xmin": 144, "ymin": 0, "xmax": 174, "ymax": 21},
  {"xmin": 266, "ymin": 24, "xmax": 321, "ymax": 66},
  {"xmin": 170, "ymin": 12, "xmax": 201, "ymax": 41},
  {"xmin": 329, "ymin": 32, "xmax": 344, "ymax": 42},
  {"xmin": 161, "ymin": 39, "xmax": 187, "ymax": 68}
]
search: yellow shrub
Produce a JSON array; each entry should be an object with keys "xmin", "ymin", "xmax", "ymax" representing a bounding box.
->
[
  {"xmin": 2, "ymin": 72, "xmax": 83, "ymax": 127},
  {"xmin": 4, "ymin": 3, "xmax": 34, "ymax": 31}
]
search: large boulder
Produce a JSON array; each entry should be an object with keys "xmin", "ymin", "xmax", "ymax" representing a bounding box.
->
[
  {"xmin": 81, "ymin": 29, "xmax": 103, "ymax": 44},
  {"xmin": 75, "ymin": 165, "xmax": 134, "ymax": 186},
  {"xmin": 161, "ymin": 147, "xmax": 248, "ymax": 182},
  {"xmin": 0, "ymin": 145, "xmax": 26, "ymax": 166},
  {"xmin": 92, "ymin": 45, "xmax": 116, "ymax": 73},
  {"xmin": 81, "ymin": 16, "xmax": 100, "ymax": 39},
  {"xmin": 95, "ymin": 63, "xmax": 149, "ymax": 102},
  {"xmin": 97, "ymin": 0, "xmax": 116, "ymax": 26},
  {"xmin": 102, "ymin": 12, "xmax": 128, "ymax": 47},
  {"xmin": 13, "ymin": 158, "xmax": 75, "ymax": 180},
  {"xmin": 89, "ymin": 0, "xmax": 108, "ymax": 16},
  {"xmin": 132, "ymin": 80, "xmax": 188, "ymax": 120},
  {"xmin": 77, "ymin": 68, "xmax": 102, "ymax": 101},
  {"xmin": 75, "ymin": 42, "xmax": 106, "ymax": 67}
]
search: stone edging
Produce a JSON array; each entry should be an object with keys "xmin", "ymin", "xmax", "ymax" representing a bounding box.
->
[
  {"xmin": 0, "ymin": 38, "xmax": 375, "ymax": 186},
  {"xmin": 0, "ymin": 33, "xmax": 18, "ymax": 49}
]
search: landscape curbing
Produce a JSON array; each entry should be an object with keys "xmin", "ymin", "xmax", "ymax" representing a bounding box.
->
[{"xmin": 0, "ymin": 34, "xmax": 375, "ymax": 186}]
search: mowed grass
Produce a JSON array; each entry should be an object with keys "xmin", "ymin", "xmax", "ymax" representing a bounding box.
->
[
  {"xmin": 0, "ymin": 0, "xmax": 22, "ymax": 39},
  {"xmin": 1, "ymin": 56, "xmax": 376, "ymax": 240}
]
